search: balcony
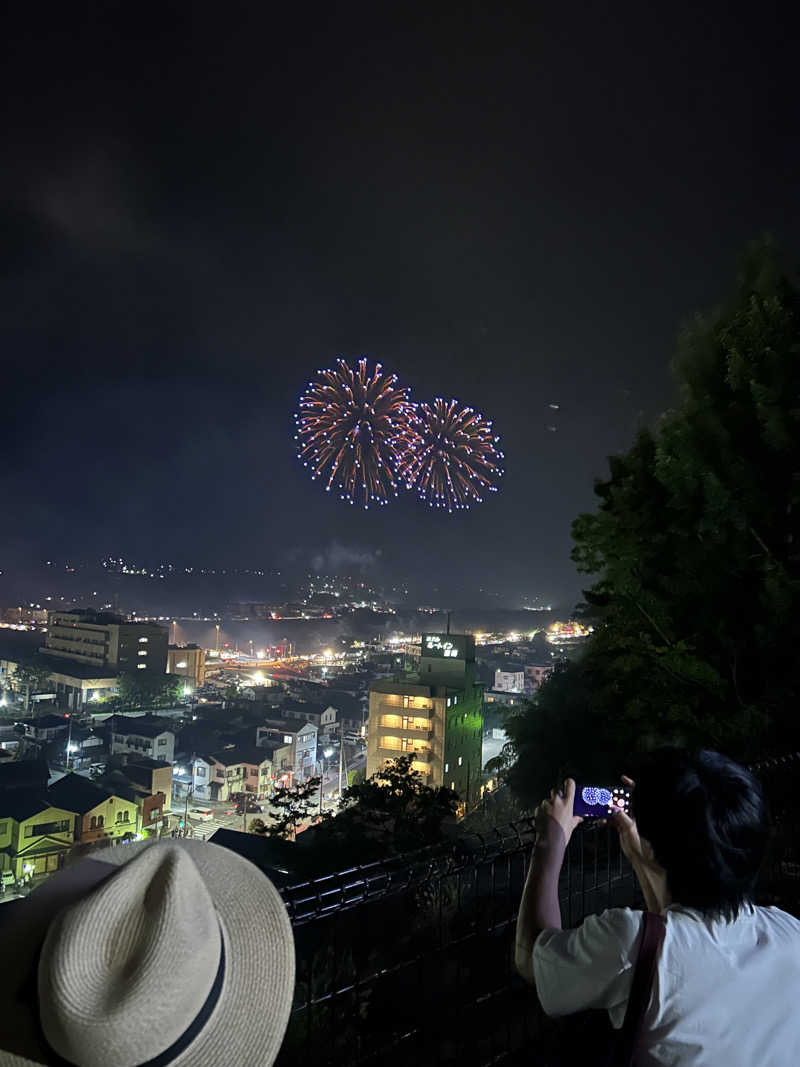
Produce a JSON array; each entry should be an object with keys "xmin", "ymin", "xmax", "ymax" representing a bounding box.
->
[{"xmin": 378, "ymin": 714, "xmax": 432, "ymax": 734}]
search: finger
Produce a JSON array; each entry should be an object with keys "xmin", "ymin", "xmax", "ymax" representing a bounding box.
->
[
  {"xmin": 621, "ymin": 775, "xmax": 635, "ymax": 787},
  {"xmin": 611, "ymin": 808, "xmax": 635, "ymax": 830},
  {"xmin": 563, "ymin": 778, "xmax": 576, "ymax": 801}
]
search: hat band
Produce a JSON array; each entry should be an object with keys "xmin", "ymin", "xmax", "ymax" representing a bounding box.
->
[{"xmin": 41, "ymin": 931, "xmax": 226, "ymax": 1067}]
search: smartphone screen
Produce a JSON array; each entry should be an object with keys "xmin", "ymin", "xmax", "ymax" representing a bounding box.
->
[{"xmin": 572, "ymin": 785, "xmax": 631, "ymax": 819}]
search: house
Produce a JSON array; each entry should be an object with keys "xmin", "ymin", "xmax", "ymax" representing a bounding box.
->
[
  {"xmin": 123, "ymin": 757, "xmax": 173, "ymax": 810},
  {"xmin": 98, "ymin": 769, "xmax": 169, "ymax": 838},
  {"xmin": 212, "ymin": 747, "xmax": 272, "ymax": 801},
  {"xmin": 17, "ymin": 714, "xmax": 72, "ymax": 742},
  {"xmin": 256, "ymin": 721, "xmax": 318, "ymax": 782},
  {"xmin": 191, "ymin": 755, "xmax": 227, "ymax": 802},
  {"xmin": 110, "ymin": 715, "xmax": 176, "ymax": 764},
  {"xmin": 277, "ymin": 699, "xmax": 327, "ymax": 726},
  {"xmin": 524, "ymin": 663, "xmax": 553, "ymax": 690},
  {"xmin": 0, "ymin": 789, "xmax": 77, "ymax": 881},
  {"xmin": 257, "ymin": 740, "xmax": 284, "ymax": 795},
  {"xmin": 319, "ymin": 704, "xmax": 363, "ymax": 740},
  {"xmin": 48, "ymin": 774, "xmax": 139, "ymax": 846}
]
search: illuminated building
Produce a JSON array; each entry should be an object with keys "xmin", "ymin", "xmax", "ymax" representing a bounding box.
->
[
  {"xmin": 494, "ymin": 669, "xmax": 525, "ymax": 693},
  {"xmin": 524, "ymin": 663, "xmax": 553, "ymax": 689},
  {"xmin": 367, "ymin": 633, "xmax": 484, "ymax": 808},
  {"xmin": 167, "ymin": 644, "xmax": 206, "ymax": 689},
  {"xmin": 43, "ymin": 610, "xmax": 168, "ymax": 673}
]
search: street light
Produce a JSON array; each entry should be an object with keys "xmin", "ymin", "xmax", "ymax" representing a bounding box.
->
[{"xmin": 318, "ymin": 747, "xmax": 335, "ymax": 815}]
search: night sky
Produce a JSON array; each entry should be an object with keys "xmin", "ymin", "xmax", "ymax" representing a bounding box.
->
[{"xmin": 2, "ymin": 4, "xmax": 798, "ymax": 606}]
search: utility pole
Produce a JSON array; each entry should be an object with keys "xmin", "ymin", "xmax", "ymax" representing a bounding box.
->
[
  {"xmin": 338, "ymin": 725, "xmax": 345, "ymax": 796},
  {"xmin": 65, "ymin": 714, "xmax": 73, "ymax": 771},
  {"xmin": 183, "ymin": 784, "xmax": 193, "ymax": 837}
]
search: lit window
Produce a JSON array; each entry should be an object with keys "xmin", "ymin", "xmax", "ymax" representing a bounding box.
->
[
  {"xmin": 138, "ymin": 650, "xmax": 147, "ymax": 656},
  {"xmin": 138, "ymin": 637, "xmax": 148, "ymax": 643},
  {"xmin": 458, "ymin": 756, "xmax": 463, "ymax": 766},
  {"xmin": 444, "ymin": 763, "xmax": 449, "ymax": 773},
  {"xmin": 176, "ymin": 661, "xmax": 187, "ymax": 669},
  {"xmin": 451, "ymin": 781, "xmax": 455, "ymax": 791},
  {"xmin": 137, "ymin": 664, "xmax": 146, "ymax": 670},
  {"xmin": 447, "ymin": 698, "xmax": 451, "ymax": 707}
]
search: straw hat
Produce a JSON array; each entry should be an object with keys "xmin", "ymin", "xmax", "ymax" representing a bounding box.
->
[{"xmin": 0, "ymin": 839, "xmax": 295, "ymax": 1066}]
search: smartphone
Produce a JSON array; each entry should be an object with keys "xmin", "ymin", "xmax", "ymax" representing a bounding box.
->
[{"xmin": 572, "ymin": 785, "xmax": 631, "ymax": 819}]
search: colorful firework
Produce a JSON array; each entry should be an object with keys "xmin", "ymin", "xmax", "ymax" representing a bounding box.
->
[
  {"xmin": 293, "ymin": 358, "xmax": 420, "ymax": 508},
  {"xmin": 398, "ymin": 397, "xmax": 504, "ymax": 512}
]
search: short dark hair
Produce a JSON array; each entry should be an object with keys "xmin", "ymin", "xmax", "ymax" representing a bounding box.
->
[{"xmin": 630, "ymin": 748, "xmax": 770, "ymax": 923}]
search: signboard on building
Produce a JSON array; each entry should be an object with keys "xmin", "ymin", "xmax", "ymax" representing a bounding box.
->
[{"xmin": 421, "ymin": 634, "xmax": 469, "ymax": 660}]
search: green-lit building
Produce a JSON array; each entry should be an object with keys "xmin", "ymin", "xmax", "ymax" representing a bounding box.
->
[{"xmin": 367, "ymin": 633, "xmax": 484, "ymax": 808}]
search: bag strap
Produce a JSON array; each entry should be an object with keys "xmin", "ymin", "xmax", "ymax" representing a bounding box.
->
[{"xmin": 617, "ymin": 910, "xmax": 667, "ymax": 1066}]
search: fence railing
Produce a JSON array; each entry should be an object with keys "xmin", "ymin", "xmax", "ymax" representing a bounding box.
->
[{"xmin": 274, "ymin": 752, "xmax": 800, "ymax": 1067}]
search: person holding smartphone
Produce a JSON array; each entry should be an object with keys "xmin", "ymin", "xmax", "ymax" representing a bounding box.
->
[{"xmin": 515, "ymin": 748, "xmax": 800, "ymax": 1065}]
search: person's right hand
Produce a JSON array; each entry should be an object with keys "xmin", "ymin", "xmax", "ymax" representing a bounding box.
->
[{"xmin": 605, "ymin": 775, "xmax": 652, "ymax": 867}]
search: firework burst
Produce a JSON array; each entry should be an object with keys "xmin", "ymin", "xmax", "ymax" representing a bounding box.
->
[
  {"xmin": 398, "ymin": 397, "xmax": 504, "ymax": 512},
  {"xmin": 293, "ymin": 358, "xmax": 420, "ymax": 508}
]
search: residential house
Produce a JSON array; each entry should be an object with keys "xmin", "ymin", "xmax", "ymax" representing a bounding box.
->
[
  {"xmin": 98, "ymin": 769, "xmax": 169, "ymax": 838},
  {"xmin": 48, "ymin": 774, "xmax": 139, "ymax": 846},
  {"xmin": 18, "ymin": 714, "xmax": 71, "ymax": 742},
  {"xmin": 191, "ymin": 754, "xmax": 226, "ymax": 802},
  {"xmin": 207, "ymin": 747, "xmax": 272, "ymax": 801},
  {"xmin": 110, "ymin": 715, "xmax": 175, "ymax": 764},
  {"xmin": 524, "ymin": 663, "xmax": 553, "ymax": 691},
  {"xmin": 0, "ymin": 790, "xmax": 77, "ymax": 880},
  {"xmin": 256, "ymin": 721, "xmax": 318, "ymax": 782},
  {"xmin": 123, "ymin": 758, "xmax": 173, "ymax": 810},
  {"xmin": 319, "ymin": 704, "xmax": 363, "ymax": 741}
]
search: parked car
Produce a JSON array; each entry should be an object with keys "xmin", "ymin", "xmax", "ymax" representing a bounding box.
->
[{"xmin": 234, "ymin": 799, "xmax": 263, "ymax": 814}]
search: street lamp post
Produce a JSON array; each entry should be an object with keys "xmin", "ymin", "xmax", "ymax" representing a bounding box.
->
[{"xmin": 318, "ymin": 747, "xmax": 334, "ymax": 815}]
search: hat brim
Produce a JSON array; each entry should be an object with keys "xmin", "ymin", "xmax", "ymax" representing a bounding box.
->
[{"xmin": 0, "ymin": 839, "xmax": 296, "ymax": 1067}]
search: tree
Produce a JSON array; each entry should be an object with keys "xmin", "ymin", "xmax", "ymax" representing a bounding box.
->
[
  {"xmin": 12, "ymin": 663, "xmax": 53, "ymax": 713},
  {"xmin": 310, "ymin": 755, "xmax": 460, "ymax": 869},
  {"xmin": 262, "ymin": 776, "xmax": 321, "ymax": 841},
  {"xmin": 248, "ymin": 817, "xmax": 267, "ymax": 834},
  {"xmin": 505, "ymin": 243, "xmax": 800, "ymax": 807},
  {"xmin": 118, "ymin": 671, "xmax": 183, "ymax": 710}
]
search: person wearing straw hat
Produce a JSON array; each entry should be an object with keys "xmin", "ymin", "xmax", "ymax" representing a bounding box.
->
[{"xmin": 0, "ymin": 838, "xmax": 296, "ymax": 1066}]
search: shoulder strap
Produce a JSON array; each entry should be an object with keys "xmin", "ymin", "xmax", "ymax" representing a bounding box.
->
[{"xmin": 617, "ymin": 910, "xmax": 667, "ymax": 1066}]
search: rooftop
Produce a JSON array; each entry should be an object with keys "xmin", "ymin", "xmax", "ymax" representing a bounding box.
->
[
  {"xmin": 110, "ymin": 716, "xmax": 175, "ymax": 738},
  {"xmin": 18, "ymin": 714, "xmax": 70, "ymax": 730},
  {"xmin": 207, "ymin": 745, "xmax": 270, "ymax": 767},
  {"xmin": 48, "ymin": 773, "xmax": 116, "ymax": 814},
  {"xmin": 0, "ymin": 758, "xmax": 50, "ymax": 791},
  {"xmin": 0, "ymin": 788, "xmax": 57, "ymax": 822}
]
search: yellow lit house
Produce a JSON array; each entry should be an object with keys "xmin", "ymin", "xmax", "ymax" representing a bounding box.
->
[
  {"xmin": 48, "ymin": 773, "xmax": 139, "ymax": 846},
  {"xmin": 0, "ymin": 791, "xmax": 77, "ymax": 880}
]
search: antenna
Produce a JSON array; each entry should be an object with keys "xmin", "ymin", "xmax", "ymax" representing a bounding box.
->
[{"xmin": 447, "ymin": 611, "xmax": 451, "ymax": 635}]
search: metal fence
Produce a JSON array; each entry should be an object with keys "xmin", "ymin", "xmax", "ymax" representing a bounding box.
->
[{"xmin": 274, "ymin": 753, "xmax": 800, "ymax": 1067}]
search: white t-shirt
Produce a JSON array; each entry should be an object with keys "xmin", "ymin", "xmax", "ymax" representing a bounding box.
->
[{"xmin": 532, "ymin": 903, "xmax": 800, "ymax": 1066}]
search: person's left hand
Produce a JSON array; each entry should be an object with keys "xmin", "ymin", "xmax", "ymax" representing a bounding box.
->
[{"xmin": 534, "ymin": 778, "xmax": 583, "ymax": 847}]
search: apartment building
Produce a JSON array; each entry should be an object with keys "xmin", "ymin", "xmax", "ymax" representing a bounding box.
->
[
  {"xmin": 367, "ymin": 633, "xmax": 484, "ymax": 807},
  {"xmin": 43, "ymin": 610, "xmax": 168, "ymax": 674}
]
